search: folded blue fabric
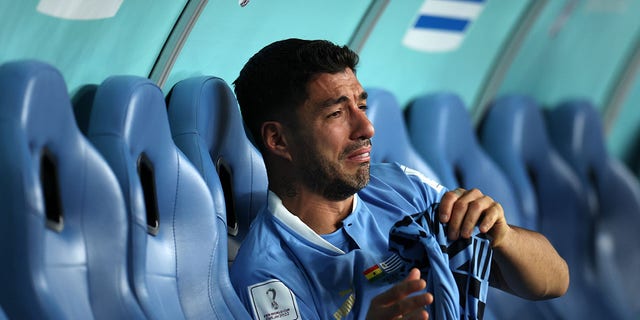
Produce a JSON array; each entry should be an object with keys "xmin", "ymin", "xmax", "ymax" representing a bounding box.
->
[{"xmin": 389, "ymin": 206, "xmax": 493, "ymax": 320}]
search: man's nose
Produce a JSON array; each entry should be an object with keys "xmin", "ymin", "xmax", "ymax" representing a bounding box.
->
[{"xmin": 350, "ymin": 107, "xmax": 375, "ymax": 140}]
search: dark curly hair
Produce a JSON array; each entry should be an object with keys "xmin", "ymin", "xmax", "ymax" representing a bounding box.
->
[{"xmin": 233, "ymin": 38, "xmax": 359, "ymax": 152}]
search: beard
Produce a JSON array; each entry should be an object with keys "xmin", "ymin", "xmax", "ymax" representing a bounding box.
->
[{"xmin": 296, "ymin": 139, "xmax": 372, "ymax": 201}]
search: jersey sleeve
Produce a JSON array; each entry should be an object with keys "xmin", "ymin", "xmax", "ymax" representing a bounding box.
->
[
  {"xmin": 400, "ymin": 164, "xmax": 448, "ymax": 201},
  {"xmin": 240, "ymin": 278, "xmax": 319, "ymax": 320},
  {"xmin": 232, "ymin": 262, "xmax": 322, "ymax": 320}
]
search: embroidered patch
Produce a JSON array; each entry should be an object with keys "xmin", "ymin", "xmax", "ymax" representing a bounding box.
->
[
  {"xmin": 248, "ymin": 280, "xmax": 300, "ymax": 320},
  {"xmin": 363, "ymin": 254, "xmax": 406, "ymax": 283}
]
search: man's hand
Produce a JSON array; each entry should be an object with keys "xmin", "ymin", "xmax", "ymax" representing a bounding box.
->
[
  {"xmin": 366, "ymin": 268, "xmax": 433, "ymax": 320},
  {"xmin": 438, "ymin": 188, "xmax": 511, "ymax": 248},
  {"xmin": 439, "ymin": 188, "xmax": 570, "ymax": 299}
]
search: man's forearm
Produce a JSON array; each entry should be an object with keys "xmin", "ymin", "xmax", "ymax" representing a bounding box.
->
[{"xmin": 491, "ymin": 225, "xmax": 570, "ymax": 300}]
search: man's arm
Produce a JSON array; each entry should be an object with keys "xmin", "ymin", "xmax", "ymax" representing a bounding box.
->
[{"xmin": 438, "ymin": 188, "xmax": 569, "ymax": 299}]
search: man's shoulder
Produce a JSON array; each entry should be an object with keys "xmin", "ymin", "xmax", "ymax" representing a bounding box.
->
[
  {"xmin": 230, "ymin": 208, "xmax": 305, "ymax": 278},
  {"xmin": 230, "ymin": 219, "xmax": 297, "ymax": 297},
  {"xmin": 232, "ymin": 211, "xmax": 282, "ymax": 267},
  {"xmin": 368, "ymin": 162, "xmax": 444, "ymax": 193},
  {"xmin": 358, "ymin": 163, "xmax": 446, "ymax": 216}
]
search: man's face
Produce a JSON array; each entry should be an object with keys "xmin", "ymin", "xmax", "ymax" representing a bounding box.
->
[{"xmin": 287, "ymin": 68, "xmax": 375, "ymax": 200}]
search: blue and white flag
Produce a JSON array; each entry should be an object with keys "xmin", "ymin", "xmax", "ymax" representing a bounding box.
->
[{"xmin": 403, "ymin": 0, "xmax": 486, "ymax": 52}]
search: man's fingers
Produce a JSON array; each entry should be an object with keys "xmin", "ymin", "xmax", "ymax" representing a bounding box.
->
[
  {"xmin": 396, "ymin": 293, "xmax": 433, "ymax": 319},
  {"xmin": 375, "ymin": 292, "xmax": 433, "ymax": 320},
  {"xmin": 443, "ymin": 189, "xmax": 482, "ymax": 239},
  {"xmin": 438, "ymin": 188, "xmax": 466, "ymax": 222},
  {"xmin": 372, "ymin": 269, "xmax": 425, "ymax": 306},
  {"xmin": 458, "ymin": 195, "xmax": 495, "ymax": 238},
  {"xmin": 367, "ymin": 268, "xmax": 432, "ymax": 320},
  {"xmin": 406, "ymin": 267, "xmax": 421, "ymax": 281},
  {"xmin": 440, "ymin": 188, "xmax": 508, "ymax": 240},
  {"xmin": 404, "ymin": 303, "xmax": 431, "ymax": 320},
  {"xmin": 478, "ymin": 202, "xmax": 502, "ymax": 233}
]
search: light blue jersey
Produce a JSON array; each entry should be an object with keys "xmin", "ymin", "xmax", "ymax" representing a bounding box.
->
[{"xmin": 230, "ymin": 163, "xmax": 492, "ymax": 319}]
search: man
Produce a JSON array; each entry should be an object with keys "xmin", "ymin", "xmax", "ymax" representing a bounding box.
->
[{"xmin": 230, "ymin": 38, "xmax": 569, "ymax": 320}]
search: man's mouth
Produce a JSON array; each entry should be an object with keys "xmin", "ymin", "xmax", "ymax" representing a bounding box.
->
[
  {"xmin": 348, "ymin": 150, "xmax": 370, "ymax": 161},
  {"xmin": 345, "ymin": 141, "xmax": 372, "ymax": 163}
]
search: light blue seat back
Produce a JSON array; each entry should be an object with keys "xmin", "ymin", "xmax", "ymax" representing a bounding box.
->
[
  {"xmin": 83, "ymin": 75, "xmax": 228, "ymax": 319},
  {"xmin": 0, "ymin": 60, "xmax": 144, "ymax": 319},
  {"xmin": 405, "ymin": 92, "xmax": 522, "ymax": 226},
  {"xmin": 405, "ymin": 92, "xmax": 553, "ymax": 320},
  {"xmin": 547, "ymin": 100, "xmax": 640, "ymax": 316},
  {"xmin": 167, "ymin": 76, "xmax": 268, "ymax": 264},
  {"xmin": 479, "ymin": 94, "xmax": 627, "ymax": 319},
  {"xmin": 365, "ymin": 87, "xmax": 439, "ymax": 181}
]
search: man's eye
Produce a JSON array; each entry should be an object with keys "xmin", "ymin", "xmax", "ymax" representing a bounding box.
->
[
  {"xmin": 328, "ymin": 111, "xmax": 341, "ymax": 118},
  {"xmin": 359, "ymin": 104, "xmax": 368, "ymax": 111}
]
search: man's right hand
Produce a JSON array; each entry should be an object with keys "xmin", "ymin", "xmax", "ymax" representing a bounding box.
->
[{"xmin": 366, "ymin": 268, "xmax": 433, "ymax": 319}]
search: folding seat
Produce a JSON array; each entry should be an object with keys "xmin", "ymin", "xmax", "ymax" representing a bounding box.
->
[
  {"xmin": 0, "ymin": 60, "xmax": 144, "ymax": 319},
  {"xmin": 79, "ymin": 75, "xmax": 246, "ymax": 319},
  {"xmin": 166, "ymin": 76, "xmax": 268, "ymax": 264},
  {"xmin": 547, "ymin": 99, "xmax": 640, "ymax": 317},
  {"xmin": 365, "ymin": 87, "xmax": 439, "ymax": 181},
  {"xmin": 479, "ymin": 94, "xmax": 630, "ymax": 319},
  {"xmin": 405, "ymin": 92, "xmax": 559, "ymax": 319},
  {"xmin": 405, "ymin": 92, "xmax": 523, "ymax": 227}
]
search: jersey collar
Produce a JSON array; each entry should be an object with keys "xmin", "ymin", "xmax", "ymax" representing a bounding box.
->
[{"xmin": 267, "ymin": 191, "xmax": 360, "ymax": 255}]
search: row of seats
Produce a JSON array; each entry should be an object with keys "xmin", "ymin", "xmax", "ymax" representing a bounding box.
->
[
  {"xmin": 2, "ymin": 59, "xmax": 638, "ymax": 319},
  {"xmin": 366, "ymin": 87, "xmax": 640, "ymax": 319},
  {"xmin": 0, "ymin": 60, "xmax": 265, "ymax": 319}
]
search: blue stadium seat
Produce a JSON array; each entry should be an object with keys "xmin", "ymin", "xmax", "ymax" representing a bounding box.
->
[
  {"xmin": 479, "ymin": 94, "xmax": 629, "ymax": 319},
  {"xmin": 405, "ymin": 92, "xmax": 560, "ymax": 319},
  {"xmin": 166, "ymin": 76, "xmax": 268, "ymax": 264},
  {"xmin": 166, "ymin": 75, "xmax": 268, "ymax": 317},
  {"xmin": 0, "ymin": 60, "xmax": 144, "ymax": 319},
  {"xmin": 547, "ymin": 99, "xmax": 640, "ymax": 316},
  {"xmin": 81, "ymin": 75, "xmax": 238, "ymax": 319},
  {"xmin": 405, "ymin": 92, "xmax": 523, "ymax": 227},
  {"xmin": 365, "ymin": 87, "xmax": 439, "ymax": 181}
]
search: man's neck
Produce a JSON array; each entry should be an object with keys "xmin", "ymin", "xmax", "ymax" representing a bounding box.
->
[{"xmin": 274, "ymin": 188, "xmax": 354, "ymax": 235}]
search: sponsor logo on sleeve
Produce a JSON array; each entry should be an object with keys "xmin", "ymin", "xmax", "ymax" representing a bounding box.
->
[{"xmin": 249, "ymin": 280, "xmax": 300, "ymax": 320}]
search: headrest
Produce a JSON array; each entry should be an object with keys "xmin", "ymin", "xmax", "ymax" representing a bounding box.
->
[
  {"xmin": 167, "ymin": 75, "xmax": 268, "ymax": 260},
  {"xmin": 366, "ymin": 87, "xmax": 439, "ymax": 181},
  {"xmin": 406, "ymin": 92, "xmax": 474, "ymax": 186},
  {"xmin": 481, "ymin": 95, "xmax": 552, "ymax": 168},
  {"xmin": 546, "ymin": 99, "xmax": 607, "ymax": 176},
  {"xmin": 89, "ymin": 76, "xmax": 174, "ymax": 153},
  {"xmin": 0, "ymin": 60, "xmax": 79, "ymax": 148}
]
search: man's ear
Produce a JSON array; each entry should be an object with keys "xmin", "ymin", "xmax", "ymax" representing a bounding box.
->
[{"xmin": 261, "ymin": 121, "xmax": 292, "ymax": 161}]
